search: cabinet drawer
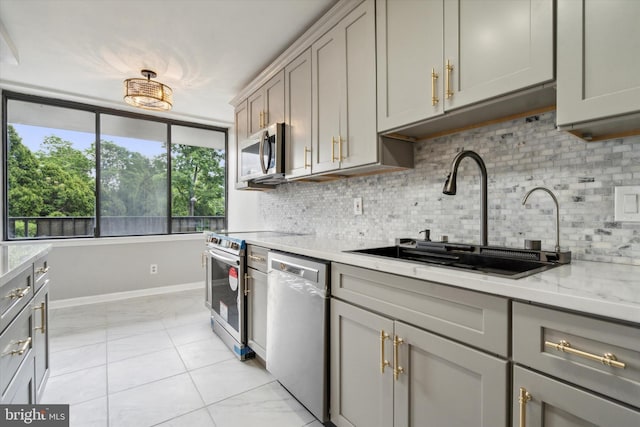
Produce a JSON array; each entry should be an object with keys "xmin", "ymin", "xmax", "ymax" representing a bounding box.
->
[
  {"xmin": 0, "ymin": 267, "xmax": 33, "ymax": 334},
  {"xmin": 1, "ymin": 302, "xmax": 33, "ymax": 398},
  {"xmin": 34, "ymin": 255, "xmax": 50, "ymax": 293},
  {"xmin": 332, "ymin": 263, "xmax": 509, "ymax": 356},
  {"xmin": 513, "ymin": 302, "xmax": 640, "ymax": 408},
  {"xmin": 247, "ymin": 245, "xmax": 269, "ymax": 272}
]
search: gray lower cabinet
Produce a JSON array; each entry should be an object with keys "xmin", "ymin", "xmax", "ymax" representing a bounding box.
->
[
  {"xmin": 0, "ymin": 251, "xmax": 50, "ymax": 404},
  {"xmin": 32, "ymin": 280, "xmax": 50, "ymax": 401},
  {"xmin": 331, "ymin": 298, "xmax": 508, "ymax": 427},
  {"xmin": 513, "ymin": 366, "xmax": 640, "ymax": 427},
  {"xmin": 246, "ymin": 245, "xmax": 269, "ymax": 361}
]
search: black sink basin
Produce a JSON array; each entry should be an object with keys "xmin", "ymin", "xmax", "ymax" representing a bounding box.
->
[{"xmin": 348, "ymin": 241, "xmax": 569, "ymax": 279}]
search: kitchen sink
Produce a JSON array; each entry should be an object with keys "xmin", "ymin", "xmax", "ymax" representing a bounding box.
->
[{"xmin": 347, "ymin": 240, "xmax": 571, "ymax": 279}]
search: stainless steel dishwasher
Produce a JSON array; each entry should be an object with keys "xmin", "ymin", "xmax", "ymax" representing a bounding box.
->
[{"xmin": 266, "ymin": 251, "xmax": 329, "ymax": 423}]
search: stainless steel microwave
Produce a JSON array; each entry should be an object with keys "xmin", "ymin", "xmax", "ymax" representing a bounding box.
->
[{"xmin": 238, "ymin": 123, "xmax": 285, "ymax": 183}]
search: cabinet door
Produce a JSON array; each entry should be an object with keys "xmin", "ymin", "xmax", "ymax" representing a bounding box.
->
[
  {"xmin": 312, "ymin": 22, "xmax": 343, "ymax": 174},
  {"xmin": 443, "ymin": 0, "xmax": 553, "ymax": 110},
  {"xmin": 264, "ymin": 70, "xmax": 285, "ymax": 126},
  {"xmin": 394, "ymin": 321, "xmax": 508, "ymax": 427},
  {"xmin": 247, "ymin": 268, "xmax": 267, "ymax": 361},
  {"xmin": 285, "ymin": 49, "xmax": 313, "ymax": 179},
  {"xmin": 340, "ymin": 0, "xmax": 377, "ymax": 170},
  {"xmin": 32, "ymin": 281, "xmax": 49, "ymax": 402},
  {"xmin": 247, "ymin": 89, "xmax": 264, "ymax": 135},
  {"xmin": 376, "ymin": 0, "xmax": 444, "ymax": 132},
  {"xmin": 513, "ymin": 366, "xmax": 640, "ymax": 427},
  {"xmin": 330, "ymin": 299, "xmax": 393, "ymax": 427},
  {"xmin": 556, "ymin": 0, "xmax": 640, "ymax": 126},
  {"xmin": 234, "ymin": 101, "xmax": 249, "ymax": 185}
]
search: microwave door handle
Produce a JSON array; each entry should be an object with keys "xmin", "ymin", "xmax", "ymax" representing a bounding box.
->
[
  {"xmin": 208, "ymin": 250, "xmax": 239, "ymax": 265},
  {"xmin": 259, "ymin": 129, "xmax": 268, "ymax": 174}
]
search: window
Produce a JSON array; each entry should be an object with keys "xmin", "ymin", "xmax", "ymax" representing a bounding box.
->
[{"xmin": 3, "ymin": 93, "xmax": 227, "ymax": 240}]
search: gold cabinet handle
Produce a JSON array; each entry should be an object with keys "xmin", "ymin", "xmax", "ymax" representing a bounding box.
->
[
  {"xmin": 7, "ymin": 286, "xmax": 31, "ymax": 300},
  {"xmin": 34, "ymin": 302, "xmax": 46, "ymax": 334},
  {"xmin": 4, "ymin": 337, "xmax": 32, "ymax": 356},
  {"xmin": 431, "ymin": 67, "xmax": 439, "ymax": 105},
  {"xmin": 518, "ymin": 387, "xmax": 532, "ymax": 427},
  {"xmin": 263, "ymin": 111, "xmax": 268, "ymax": 127},
  {"xmin": 338, "ymin": 135, "xmax": 344, "ymax": 161},
  {"xmin": 393, "ymin": 335, "xmax": 405, "ymax": 380},
  {"xmin": 331, "ymin": 136, "xmax": 339, "ymax": 162},
  {"xmin": 304, "ymin": 146, "xmax": 311, "ymax": 169},
  {"xmin": 244, "ymin": 273, "xmax": 252, "ymax": 296},
  {"xmin": 201, "ymin": 252, "xmax": 206, "ymax": 268},
  {"xmin": 248, "ymin": 254, "xmax": 266, "ymax": 263},
  {"xmin": 445, "ymin": 59, "xmax": 454, "ymax": 99},
  {"xmin": 380, "ymin": 330, "xmax": 391, "ymax": 374},
  {"xmin": 36, "ymin": 266, "xmax": 50, "ymax": 275},
  {"xmin": 545, "ymin": 340, "xmax": 626, "ymax": 369},
  {"xmin": 259, "ymin": 111, "xmax": 263, "ymax": 128}
]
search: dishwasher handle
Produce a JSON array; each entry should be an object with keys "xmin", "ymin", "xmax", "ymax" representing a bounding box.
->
[{"xmin": 270, "ymin": 257, "xmax": 319, "ymax": 283}]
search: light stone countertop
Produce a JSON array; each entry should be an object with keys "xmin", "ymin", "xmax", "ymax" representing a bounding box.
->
[
  {"xmin": 230, "ymin": 232, "xmax": 640, "ymax": 325},
  {"xmin": 0, "ymin": 243, "xmax": 51, "ymax": 285}
]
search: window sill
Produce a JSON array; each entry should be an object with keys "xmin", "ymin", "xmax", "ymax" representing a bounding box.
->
[{"xmin": 7, "ymin": 233, "xmax": 205, "ymax": 248}]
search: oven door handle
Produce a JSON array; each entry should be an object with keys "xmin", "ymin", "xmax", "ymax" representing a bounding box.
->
[{"xmin": 208, "ymin": 250, "xmax": 239, "ymax": 266}]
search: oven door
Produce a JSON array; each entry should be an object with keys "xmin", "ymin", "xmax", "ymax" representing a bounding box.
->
[{"xmin": 206, "ymin": 248, "xmax": 246, "ymax": 343}]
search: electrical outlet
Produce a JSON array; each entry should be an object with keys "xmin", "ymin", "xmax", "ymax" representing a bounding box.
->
[
  {"xmin": 353, "ymin": 197, "xmax": 363, "ymax": 215},
  {"xmin": 150, "ymin": 264, "xmax": 158, "ymax": 274}
]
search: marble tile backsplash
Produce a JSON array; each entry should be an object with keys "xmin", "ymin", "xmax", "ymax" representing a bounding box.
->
[{"xmin": 261, "ymin": 111, "xmax": 640, "ymax": 265}]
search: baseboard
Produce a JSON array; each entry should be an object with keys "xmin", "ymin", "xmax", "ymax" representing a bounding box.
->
[{"xmin": 49, "ymin": 282, "xmax": 203, "ymax": 309}]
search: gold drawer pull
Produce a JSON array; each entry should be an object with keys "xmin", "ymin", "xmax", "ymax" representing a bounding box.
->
[
  {"xmin": 518, "ymin": 387, "xmax": 532, "ymax": 427},
  {"xmin": 7, "ymin": 286, "xmax": 31, "ymax": 300},
  {"xmin": 545, "ymin": 340, "xmax": 626, "ymax": 369},
  {"xmin": 36, "ymin": 266, "xmax": 50, "ymax": 275},
  {"xmin": 393, "ymin": 335, "xmax": 405, "ymax": 380},
  {"xmin": 331, "ymin": 136, "xmax": 339, "ymax": 162},
  {"xmin": 248, "ymin": 255, "xmax": 265, "ymax": 262},
  {"xmin": 34, "ymin": 302, "xmax": 46, "ymax": 334},
  {"xmin": 5, "ymin": 337, "xmax": 32, "ymax": 356},
  {"xmin": 380, "ymin": 330, "xmax": 390, "ymax": 374}
]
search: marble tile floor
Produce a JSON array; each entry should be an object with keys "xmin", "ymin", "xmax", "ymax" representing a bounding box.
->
[{"xmin": 42, "ymin": 288, "xmax": 322, "ymax": 427}]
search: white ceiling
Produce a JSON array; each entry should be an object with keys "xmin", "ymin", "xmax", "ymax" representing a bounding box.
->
[{"xmin": 0, "ymin": 0, "xmax": 337, "ymax": 127}]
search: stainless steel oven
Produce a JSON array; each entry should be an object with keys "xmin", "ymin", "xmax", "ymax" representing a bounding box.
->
[
  {"xmin": 204, "ymin": 232, "xmax": 253, "ymax": 360},
  {"xmin": 238, "ymin": 122, "xmax": 285, "ymax": 183}
]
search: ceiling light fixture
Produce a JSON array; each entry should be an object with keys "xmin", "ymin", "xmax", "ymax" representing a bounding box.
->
[{"xmin": 123, "ymin": 69, "xmax": 173, "ymax": 111}]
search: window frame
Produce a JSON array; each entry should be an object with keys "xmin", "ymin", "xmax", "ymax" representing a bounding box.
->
[{"xmin": 2, "ymin": 90, "xmax": 228, "ymax": 241}]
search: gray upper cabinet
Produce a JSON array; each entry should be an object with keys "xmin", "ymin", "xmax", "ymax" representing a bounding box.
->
[
  {"xmin": 556, "ymin": 0, "xmax": 640, "ymax": 129},
  {"xmin": 285, "ymin": 49, "xmax": 313, "ymax": 179},
  {"xmin": 234, "ymin": 100, "xmax": 248, "ymax": 186},
  {"xmin": 248, "ymin": 70, "xmax": 285, "ymax": 134},
  {"xmin": 377, "ymin": 0, "xmax": 553, "ymax": 133},
  {"xmin": 376, "ymin": 0, "xmax": 444, "ymax": 131},
  {"xmin": 312, "ymin": 0, "xmax": 376, "ymax": 174}
]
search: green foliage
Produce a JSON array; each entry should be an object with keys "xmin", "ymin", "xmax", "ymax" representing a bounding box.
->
[{"xmin": 7, "ymin": 124, "xmax": 225, "ymax": 226}]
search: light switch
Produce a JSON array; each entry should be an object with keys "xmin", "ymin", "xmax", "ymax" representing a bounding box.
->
[{"xmin": 614, "ymin": 186, "xmax": 640, "ymax": 221}]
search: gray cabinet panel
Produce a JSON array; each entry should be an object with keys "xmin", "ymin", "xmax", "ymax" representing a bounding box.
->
[
  {"xmin": 247, "ymin": 269, "xmax": 267, "ymax": 361},
  {"xmin": 330, "ymin": 298, "xmax": 394, "ymax": 427},
  {"xmin": 513, "ymin": 366, "xmax": 640, "ymax": 427},
  {"xmin": 513, "ymin": 302, "xmax": 640, "ymax": 408},
  {"xmin": 557, "ymin": 0, "xmax": 640, "ymax": 126},
  {"xmin": 285, "ymin": 49, "xmax": 313, "ymax": 179},
  {"xmin": 394, "ymin": 321, "xmax": 508, "ymax": 427},
  {"xmin": 332, "ymin": 263, "xmax": 509, "ymax": 356},
  {"xmin": 1, "ymin": 301, "xmax": 33, "ymax": 398},
  {"xmin": 32, "ymin": 281, "xmax": 49, "ymax": 401},
  {"xmin": 1, "ymin": 267, "xmax": 33, "ymax": 334}
]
